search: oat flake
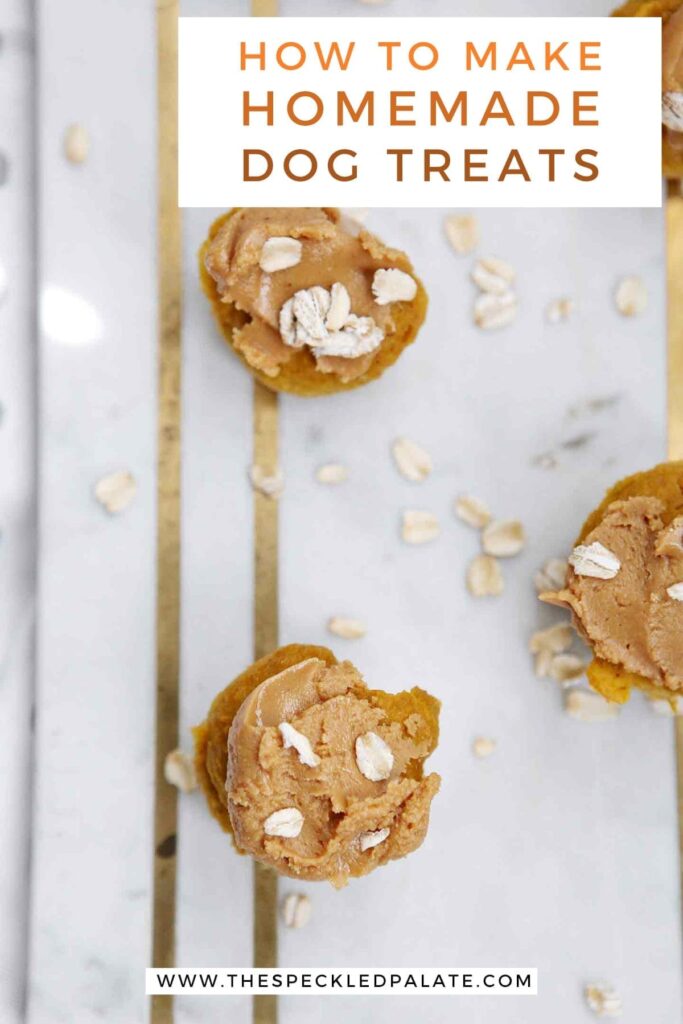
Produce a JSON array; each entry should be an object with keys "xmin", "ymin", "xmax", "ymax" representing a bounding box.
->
[
  {"xmin": 401, "ymin": 510, "xmax": 440, "ymax": 545},
  {"xmin": 94, "ymin": 470, "xmax": 137, "ymax": 514},
  {"xmin": 280, "ymin": 892, "xmax": 312, "ymax": 929},
  {"xmin": 454, "ymin": 494, "xmax": 491, "ymax": 529},
  {"xmin": 444, "ymin": 214, "xmax": 479, "ymax": 255},
  {"xmin": 467, "ymin": 554, "xmax": 504, "ymax": 597},
  {"xmin": 315, "ymin": 463, "xmax": 348, "ymax": 484},
  {"xmin": 392, "ymin": 437, "xmax": 433, "ymax": 482}
]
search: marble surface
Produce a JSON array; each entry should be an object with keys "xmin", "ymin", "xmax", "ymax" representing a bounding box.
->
[
  {"xmin": 1, "ymin": 0, "xmax": 681, "ymax": 1022},
  {"xmin": 0, "ymin": 3, "xmax": 36, "ymax": 1020},
  {"xmin": 179, "ymin": 199, "xmax": 681, "ymax": 1024},
  {"xmin": 277, "ymin": 206, "xmax": 678, "ymax": 1024},
  {"xmin": 21, "ymin": 2, "xmax": 157, "ymax": 1023}
]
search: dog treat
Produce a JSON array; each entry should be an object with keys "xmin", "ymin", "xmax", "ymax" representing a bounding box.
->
[
  {"xmin": 193, "ymin": 644, "xmax": 441, "ymax": 886},
  {"xmin": 613, "ymin": 0, "xmax": 683, "ymax": 178},
  {"xmin": 199, "ymin": 208, "xmax": 428, "ymax": 396},
  {"xmin": 541, "ymin": 462, "xmax": 683, "ymax": 705}
]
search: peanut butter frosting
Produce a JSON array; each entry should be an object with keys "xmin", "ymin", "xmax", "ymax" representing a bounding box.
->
[
  {"xmin": 226, "ymin": 656, "xmax": 440, "ymax": 886},
  {"xmin": 203, "ymin": 207, "xmax": 416, "ymax": 384},
  {"xmin": 663, "ymin": 5, "xmax": 683, "ymax": 143},
  {"xmin": 542, "ymin": 497, "xmax": 683, "ymax": 692}
]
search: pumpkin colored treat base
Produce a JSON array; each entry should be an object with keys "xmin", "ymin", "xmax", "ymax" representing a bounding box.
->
[
  {"xmin": 613, "ymin": 0, "xmax": 681, "ymax": 17},
  {"xmin": 199, "ymin": 208, "xmax": 428, "ymax": 397},
  {"xmin": 193, "ymin": 644, "xmax": 441, "ymax": 885}
]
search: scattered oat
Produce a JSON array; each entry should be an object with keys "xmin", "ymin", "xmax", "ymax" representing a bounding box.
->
[
  {"xmin": 549, "ymin": 654, "xmax": 588, "ymax": 684},
  {"xmin": 615, "ymin": 275, "xmax": 647, "ymax": 317},
  {"xmin": 569, "ymin": 541, "xmax": 620, "ymax": 580},
  {"xmin": 359, "ymin": 828, "xmax": 390, "ymax": 851},
  {"xmin": 392, "ymin": 437, "xmax": 432, "ymax": 482},
  {"xmin": 444, "ymin": 213, "xmax": 479, "ymax": 255},
  {"xmin": 534, "ymin": 558, "xmax": 568, "ymax": 593},
  {"xmin": 249, "ymin": 464, "xmax": 284, "ymax": 500},
  {"xmin": 264, "ymin": 807, "xmax": 304, "ymax": 838},
  {"xmin": 529, "ymin": 623, "xmax": 574, "ymax": 656},
  {"xmin": 94, "ymin": 470, "xmax": 137, "ymax": 514},
  {"xmin": 472, "ymin": 736, "xmax": 496, "ymax": 758},
  {"xmin": 545, "ymin": 297, "xmax": 573, "ymax": 324},
  {"xmin": 279, "ymin": 723, "xmax": 320, "ymax": 768},
  {"xmin": 532, "ymin": 630, "xmax": 587, "ymax": 684},
  {"xmin": 454, "ymin": 494, "xmax": 491, "ymax": 529},
  {"xmin": 280, "ymin": 892, "xmax": 312, "ymax": 929},
  {"xmin": 163, "ymin": 749, "xmax": 198, "ymax": 793},
  {"xmin": 482, "ymin": 519, "xmax": 526, "ymax": 558},
  {"xmin": 534, "ymin": 648, "xmax": 555, "ymax": 679},
  {"xmin": 355, "ymin": 732, "xmax": 394, "ymax": 782},
  {"xmin": 64, "ymin": 123, "xmax": 89, "ymax": 163},
  {"xmin": 473, "ymin": 290, "xmax": 518, "ymax": 331},
  {"xmin": 327, "ymin": 616, "xmax": 366, "ymax": 640},
  {"xmin": 372, "ymin": 268, "xmax": 418, "ymax": 306},
  {"xmin": 401, "ymin": 509, "xmax": 440, "ymax": 545},
  {"xmin": 667, "ymin": 582, "xmax": 683, "ymax": 601},
  {"xmin": 564, "ymin": 689, "xmax": 619, "ymax": 722},
  {"xmin": 315, "ymin": 463, "xmax": 348, "ymax": 485},
  {"xmin": 471, "ymin": 257, "xmax": 516, "ymax": 295},
  {"xmin": 467, "ymin": 554, "xmax": 504, "ymax": 597},
  {"xmin": 259, "ymin": 236, "xmax": 302, "ymax": 273},
  {"xmin": 584, "ymin": 982, "xmax": 623, "ymax": 1018}
]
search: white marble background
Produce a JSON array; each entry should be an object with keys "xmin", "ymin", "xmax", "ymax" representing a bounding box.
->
[
  {"xmin": 1, "ymin": 0, "xmax": 682, "ymax": 1022},
  {"xmin": 0, "ymin": 1, "xmax": 35, "ymax": 1019}
]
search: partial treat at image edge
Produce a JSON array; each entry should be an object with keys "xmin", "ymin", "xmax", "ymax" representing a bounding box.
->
[{"xmin": 540, "ymin": 461, "xmax": 683, "ymax": 706}]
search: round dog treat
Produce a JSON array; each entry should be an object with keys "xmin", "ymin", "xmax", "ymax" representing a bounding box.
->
[
  {"xmin": 193, "ymin": 644, "xmax": 440, "ymax": 886},
  {"xmin": 199, "ymin": 208, "xmax": 428, "ymax": 396}
]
